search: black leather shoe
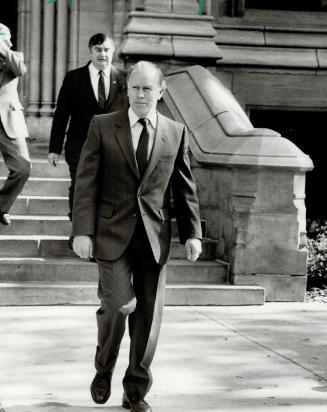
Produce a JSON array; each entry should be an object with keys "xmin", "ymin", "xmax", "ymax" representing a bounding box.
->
[
  {"xmin": 0, "ymin": 212, "xmax": 11, "ymax": 226},
  {"xmin": 122, "ymin": 392, "xmax": 152, "ymax": 412},
  {"xmin": 90, "ymin": 372, "xmax": 112, "ymax": 404}
]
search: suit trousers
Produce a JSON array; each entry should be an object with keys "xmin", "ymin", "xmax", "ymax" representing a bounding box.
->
[
  {"xmin": 0, "ymin": 121, "xmax": 31, "ymax": 213},
  {"xmin": 65, "ymin": 152, "xmax": 80, "ymax": 221},
  {"xmin": 95, "ymin": 217, "xmax": 166, "ymax": 398}
]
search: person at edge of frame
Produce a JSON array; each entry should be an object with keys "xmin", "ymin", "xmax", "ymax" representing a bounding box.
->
[
  {"xmin": 72, "ymin": 60, "xmax": 203, "ymax": 412},
  {"xmin": 0, "ymin": 22, "xmax": 31, "ymax": 226},
  {"xmin": 48, "ymin": 32, "xmax": 128, "ymax": 248}
]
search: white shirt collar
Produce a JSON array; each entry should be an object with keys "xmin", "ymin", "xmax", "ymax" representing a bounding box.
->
[
  {"xmin": 128, "ymin": 107, "xmax": 157, "ymax": 129},
  {"xmin": 89, "ymin": 62, "xmax": 111, "ymax": 77}
]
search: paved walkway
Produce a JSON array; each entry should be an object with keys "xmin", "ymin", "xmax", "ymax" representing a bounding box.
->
[{"xmin": 0, "ymin": 303, "xmax": 327, "ymax": 412}]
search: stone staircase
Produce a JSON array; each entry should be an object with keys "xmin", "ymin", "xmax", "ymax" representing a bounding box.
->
[{"xmin": 0, "ymin": 145, "xmax": 265, "ymax": 305}]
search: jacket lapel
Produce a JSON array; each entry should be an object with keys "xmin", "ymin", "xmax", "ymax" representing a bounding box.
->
[
  {"xmin": 142, "ymin": 112, "xmax": 167, "ymax": 182},
  {"xmin": 104, "ymin": 66, "xmax": 122, "ymax": 110},
  {"xmin": 114, "ymin": 111, "xmax": 140, "ymax": 180}
]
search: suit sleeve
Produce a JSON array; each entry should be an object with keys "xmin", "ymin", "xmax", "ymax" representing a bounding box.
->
[
  {"xmin": 72, "ymin": 117, "xmax": 101, "ymax": 237},
  {"xmin": 49, "ymin": 73, "xmax": 73, "ymax": 154},
  {"xmin": 4, "ymin": 50, "xmax": 27, "ymax": 77},
  {"xmin": 171, "ymin": 126, "xmax": 202, "ymax": 244}
]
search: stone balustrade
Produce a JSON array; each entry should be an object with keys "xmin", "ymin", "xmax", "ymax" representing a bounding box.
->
[{"xmin": 163, "ymin": 65, "xmax": 313, "ymax": 301}]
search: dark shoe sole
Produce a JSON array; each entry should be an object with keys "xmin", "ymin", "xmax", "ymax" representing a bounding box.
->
[
  {"xmin": 122, "ymin": 394, "xmax": 151, "ymax": 412},
  {"xmin": 90, "ymin": 389, "xmax": 110, "ymax": 404}
]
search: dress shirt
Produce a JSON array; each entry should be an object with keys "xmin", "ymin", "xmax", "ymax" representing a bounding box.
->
[
  {"xmin": 128, "ymin": 107, "xmax": 157, "ymax": 160},
  {"xmin": 89, "ymin": 63, "xmax": 110, "ymax": 101}
]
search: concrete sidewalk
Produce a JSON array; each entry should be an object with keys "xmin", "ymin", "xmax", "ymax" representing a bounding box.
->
[{"xmin": 0, "ymin": 303, "xmax": 327, "ymax": 412}]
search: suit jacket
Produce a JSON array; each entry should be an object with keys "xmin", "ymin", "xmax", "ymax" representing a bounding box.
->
[
  {"xmin": 72, "ymin": 110, "xmax": 202, "ymax": 265},
  {"xmin": 49, "ymin": 63, "xmax": 128, "ymax": 160},
  {"xmin": 0, "ymin": 51, "xmax": 29, "ymax": 139}
]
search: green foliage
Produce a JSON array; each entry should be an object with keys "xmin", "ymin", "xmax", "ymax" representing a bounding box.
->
[{"xmin": 307, "ymin": 219, "xmax": 327, "ymax": 288}]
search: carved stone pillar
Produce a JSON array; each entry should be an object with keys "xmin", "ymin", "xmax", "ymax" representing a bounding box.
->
[
  {"xmin": 68, "ymin": 0, "xmax": 80, "ymax": 71},
  {"xmin": 40, "ymin": 1, "xmax": 55, "ymax": 115},
  {"xmin": 26, "ymin": 0, "xmax": 41, "ymax": 117},
  {"xmin": 25, "ymin": 0, "xmax": 72, "ymax": 139},
  {"xmin": 16, "ymin": 0, "xmax": 31, "ymax": 104},
  {"xmin": 55, "ymin": 0, "xmax": 69, "ymax": 97}
]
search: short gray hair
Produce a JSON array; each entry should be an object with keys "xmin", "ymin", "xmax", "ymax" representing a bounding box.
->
[{"xmin": 127, "ymin": 61, "xmax": 165, "ymax": 88}]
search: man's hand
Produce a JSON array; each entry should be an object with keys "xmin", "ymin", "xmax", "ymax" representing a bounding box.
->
[
  {"xmin": 185, "ymin": 238, "xmax": 202, "ymax": 263},
  {"xmin": 73, "ymin": 235, "xmax": 93, "ymax": 259},
  {"xmin": 48, "ymin": 153, "xmax": 60, "ymax": 167}
]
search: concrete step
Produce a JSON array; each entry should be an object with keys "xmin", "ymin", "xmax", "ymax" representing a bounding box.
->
[
  {"xmin": 26, "ymin": 141, "xmax": 50, "ymax": 158},
  {"xmin": 0, "ymin": 159, "xmax": 69, "ymax": 178},
  {"xmin": 0, "ymin": 236, "xmax": 218, "ymax": 260},
  {"xmin": 0, "ymin": 177, "xmax": 70, "ymax": 197},
  {"xmin": 0, "ymin": 216, "xmax": 207, "ymax": 238},
  {"xmin": 0, "ymin": 257, "xmax": 227, "ymax": 284},
  {"xmin": 0, "ymin": 216, "xmax": 71, "ymax": 236},
  {"xmin": 10, "ymin": 196, "xmax": 68, "ymax": 215},
  {"xmin": 0, "ymin": 282, "xmax": 264, "ymax": 305}
]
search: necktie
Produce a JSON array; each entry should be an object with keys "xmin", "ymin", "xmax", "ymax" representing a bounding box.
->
[
  {"xmin": 98, "ymin": 70, "xmax": 106, "ymax": 110},
  {"xmin": 136, "ymin": 118, "xmax": 149, "ymax": 177}
]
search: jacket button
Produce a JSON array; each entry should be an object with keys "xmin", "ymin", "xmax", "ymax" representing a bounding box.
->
[{"xmin": 132, "ymin": 213, "xmax": 137, "ymax": 218}]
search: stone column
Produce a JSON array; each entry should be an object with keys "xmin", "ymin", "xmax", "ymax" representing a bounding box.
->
[
  {"xmin": 16, "ymin": 0, "xmax": 31, "ymax": 104},
  {"xmin": 26, "ymin": 0, "xmax": 41, "ymax": 117},
  {"xmin": 39, "ymin": 0, "xmax": 55, "ymax": 116},
  {"xmin": 26, "ymin": 0, "xmax": 71, "ymax": 139},
  {"xmin": 55, "ymin": 0, "xmax": 69, "ymax": 98},
  {"xmin": 68, "ymin": 0, "xmax": 80, "ymax": 71}
]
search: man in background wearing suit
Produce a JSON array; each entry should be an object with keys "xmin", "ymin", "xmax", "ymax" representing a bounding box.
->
[
  {"xmin": 72, "ymin": 61, "xmax": 202, "ymax": 412},
  {"xmin": 0, "ymin": 23, "xmax": 31, "ymax": 226},
  {"xmin": 48, "ymin": 33, "xmax": 128, "ymax": 244}
]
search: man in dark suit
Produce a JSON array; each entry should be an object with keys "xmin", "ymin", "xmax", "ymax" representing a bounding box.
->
[
  {"xmin": 0, "ymin": 23, "xmax": 31, "ymax": 226},
  {"xmin": 48, "ymin": 33, "xmax": 128, "ymax": 230},
  {"xmin": 72, "ymin": 61, "xmax": 202, "ymax": 412}
]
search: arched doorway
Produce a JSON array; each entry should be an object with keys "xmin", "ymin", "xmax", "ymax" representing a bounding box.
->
[{"xmin": 1, "ymin": 0, "xmax": 18, "ymax": 47}]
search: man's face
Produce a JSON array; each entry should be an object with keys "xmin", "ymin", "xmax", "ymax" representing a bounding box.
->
[
  {"xmin": 89, "ymin": 39, "xmax": 114, "ymax": 71},
  {"xmin": 127, "ymin": 66, "xmax": 164, "ymax": 118}
]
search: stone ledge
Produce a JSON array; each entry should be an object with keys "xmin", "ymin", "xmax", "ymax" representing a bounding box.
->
[
  {"xmin": 120, "ymin": 34, "xmax": 174, "ymax": 58},
  {"xmin": 233, "ymin": 274, "xmax": 307, "ymax": 302},
  {"xmin": 217, "ymin": 45, "xmax": 319, "ymax": 69},
  {"xmin": 0, "ymin": 282, "xmax": 265, "ymax": 306},
  {"xmin": 215, "ymin": 23, "xmax": 327, "ymax": 49},
  {"xmin": 125, "ymin": 12, "xmax": 216, "ymax": 37},
  {"xmin": 164, "ymin": 65, "xmax": 313, "ymax": 170},
  {"xmin": 119, "ymin": 12, "xmax": 222, "ymax": 61}
]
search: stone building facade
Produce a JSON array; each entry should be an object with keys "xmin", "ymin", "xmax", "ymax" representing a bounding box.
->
[{"xmin": 2, "ymin": 0, "xmax": 325, "ymax": 301}]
